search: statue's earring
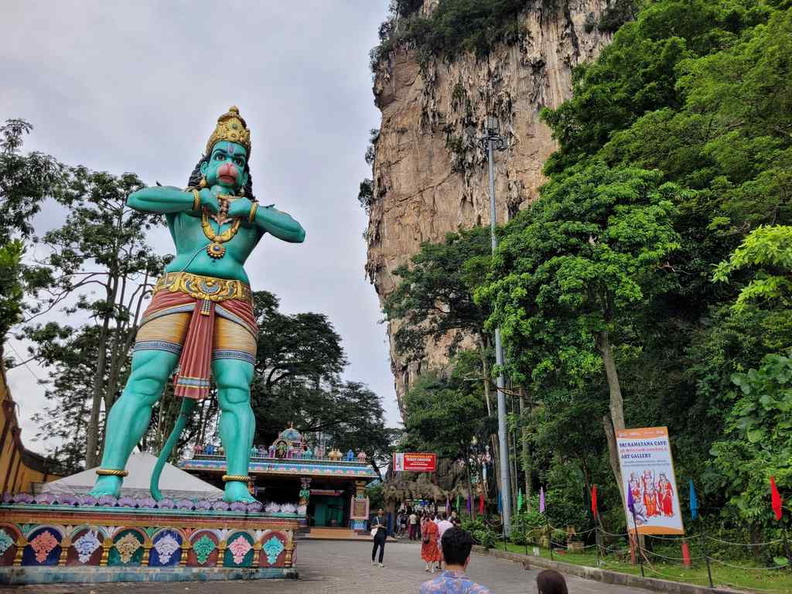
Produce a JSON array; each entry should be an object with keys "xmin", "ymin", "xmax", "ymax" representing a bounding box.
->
[
  {"xmin": 199, "ymin": 177, "xmax": 207, "ymax": 188},
  {"xmin": 238, "ymin": 188, "xmax": 245, "ymax": 197}
]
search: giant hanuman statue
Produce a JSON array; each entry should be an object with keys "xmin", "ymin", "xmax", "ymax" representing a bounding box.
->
[{"xmin": 90, "ymin": 107, "xmax": 305, "ymax": 503}]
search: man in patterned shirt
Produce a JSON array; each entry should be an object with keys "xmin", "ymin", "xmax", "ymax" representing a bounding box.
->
[{"xmin": 420, "ymin": 527, "xmax": 492, "ymax": 593}]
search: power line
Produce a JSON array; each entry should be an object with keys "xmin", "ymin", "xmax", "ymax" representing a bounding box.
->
[{"xmin": 5, "ymin": 340, "xmax": 42, "ymax": 382}]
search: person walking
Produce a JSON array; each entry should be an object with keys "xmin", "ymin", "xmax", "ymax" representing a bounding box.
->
[
  {"xmin": 409, "ymin": 509, "xmax": 419, "ymax": 540},
  {"xmin": 420, "ymin": 527, "xmax": 492, "ymax": 593},
  {"xmin": 421, "ymin": 513, "xmax": 442, "ymax": 572},
  {"xmin": 435, "ymin": 512, "xmax": 454, "ymax": 570},
  {"xmin": 371, "ymin": 508, "xmax": 387, "ymax": 567},
  {"xmin": 437, "ymin": 512, "xmax": 454, "ymax": 539}
]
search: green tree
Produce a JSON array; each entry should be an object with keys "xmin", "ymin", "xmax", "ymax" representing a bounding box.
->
[
  {"xmin": 714, "ymin": 225, "xmax": 792, "ymax": 311},
  {"xmin": 0, "ymin": 119, "xmax": 63, "ymax": 355},
  {"xmin": 541, "ymin": 0, "xmax": 775, "ymax": 175},
  {"xmin": 0, "ymin": 119, "xmax": 64, "ymax": 242},
  {"xmin": 384, "ymin": 228, "xmax": 501, "ymax": 415},
  {"xmin": 248, "ymin": 291, "xmax": 393, "ymax": 473},
  {"xmin": 482, "ymin": 165, "xmax": 682, "ymax": 495},
  {"xmin": 710, "ymin": 353, "xmax": 792, "ymax": 524},
  {"xmin": 385, "ymin": 228, "xmax": 491, "ymax": 361},
  {"xmin": 28, "ymin": 325, "xmax": 98, "ymax": 471},
  {"xmin": 24, "ymin": 167, "xmax": 166, "ymax": 466},
  {"xmin": 401, "ymin": 370, "xmax": 489, "ymax": 461}
]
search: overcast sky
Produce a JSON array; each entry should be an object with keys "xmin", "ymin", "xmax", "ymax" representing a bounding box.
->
[{"xmin": 1, "ymin": 1, "xmax": 398, "ymax": 452}]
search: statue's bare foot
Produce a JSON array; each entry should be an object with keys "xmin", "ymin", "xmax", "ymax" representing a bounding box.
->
[
  {"xmin": 89, "ymin": 475, "xmax": 122, "ymax": 498},
  {"xmin": 224, "ymin": 481, "xmax": 256, "ymax": 503}
]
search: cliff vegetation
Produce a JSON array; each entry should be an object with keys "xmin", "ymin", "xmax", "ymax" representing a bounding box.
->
[{"xmin": 382, "ymin": 0, "xmax": 792, "ymax": 559}]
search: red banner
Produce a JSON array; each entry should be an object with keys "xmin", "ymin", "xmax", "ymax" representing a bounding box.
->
[{"xmin": 393, "ymin": 452, "xmax": 437, "ymax": 472}]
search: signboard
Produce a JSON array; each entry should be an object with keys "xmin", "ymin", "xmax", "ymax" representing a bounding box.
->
[
  {"xmin": 393, "ymin": 452, "xmax": 437, "ymax": 473},
  {"xmin": 350, "ymin": 496, "xmax": 370, "ymax": 520},
  {"xmin": 616, "ymin": 427, "xmax": 684, "ymax": 535}
]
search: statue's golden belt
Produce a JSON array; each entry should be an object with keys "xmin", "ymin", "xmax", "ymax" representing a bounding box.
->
[{"xmin": 153, "ymin": 272, "xmax": 251, "ymax": 302}]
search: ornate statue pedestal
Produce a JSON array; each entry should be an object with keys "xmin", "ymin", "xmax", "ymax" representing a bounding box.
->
[{"xmin": 0, "ymin": 496, "xmax": 301, "ymax": 585}]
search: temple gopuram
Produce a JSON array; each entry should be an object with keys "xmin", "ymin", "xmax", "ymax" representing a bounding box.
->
[{"xmin": 179, "ymin": 425, "xmax": 378, "ymax": 535}]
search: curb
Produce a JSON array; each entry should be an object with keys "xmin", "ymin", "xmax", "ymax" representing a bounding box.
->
[
  {"xmin": 471, "ymin": 546, "xmax": 739, "ymax": 594},
  {"xmin": 0, "ymin": 566, "xmax": 298, "ymax": 586}
]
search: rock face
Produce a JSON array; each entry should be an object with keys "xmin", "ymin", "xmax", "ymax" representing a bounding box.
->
[{"xmin": 366, "ymin": 0, "xmax": 612, "ymax": 411}]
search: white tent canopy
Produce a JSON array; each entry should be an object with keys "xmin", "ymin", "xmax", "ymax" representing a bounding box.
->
[{"xmin": 40, "ymin": 452, "xmax": 223, "ymax": 500}]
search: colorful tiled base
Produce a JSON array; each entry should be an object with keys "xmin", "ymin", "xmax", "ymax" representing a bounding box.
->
[{"xmin": 0, "ymin": 502, "xmax": 300, "ymax": 585}]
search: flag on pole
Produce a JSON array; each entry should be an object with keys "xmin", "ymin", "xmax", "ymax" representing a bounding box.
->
[
  {"xmin": 689, "ymin": 479, "xmax": 699, "ymax": 520},
  {"xmin": 479, "ymin": 493, "xmax": 485, "ymax": 514},
  {"xmin": 590, "ymin": 485, "xmax": 598, "ymax": 518},
  {"xmin": 456, "ymin": 493, "xmax": 461, "ymax": 512},
  {"xmin": 517, "ymin": 489, "xmax": 524, "ymax": 512},
  {"xmin": 627, "ymin": 483, "xmax": 635, "ymax": 515},
  {"xmin": 771, "ymin": 476, "xmax": 784, "ymax": 521},
  {"xmin": 497, "ymin": 491, "xmax": 503, "ymax": 514},
  {"xmin": 467, "ymin": 492, "xmax": 472, "ymax": 513},
  {"xmin": 539, "ymin": 486, "xmax": 546, "ymax": 513}
]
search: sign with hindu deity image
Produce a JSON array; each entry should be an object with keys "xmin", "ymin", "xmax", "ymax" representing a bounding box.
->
[{"xmin": 616, "ymin": 427, "xmax": 685, "ymax": 535}]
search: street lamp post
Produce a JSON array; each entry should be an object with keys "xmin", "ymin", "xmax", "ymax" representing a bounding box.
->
[{"xmin": 477, "ymin": 115, "xmax": 512, "ymax": 536}]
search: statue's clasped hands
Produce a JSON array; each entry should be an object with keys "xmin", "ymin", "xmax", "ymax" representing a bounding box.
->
[
  {"xmin": 198, "ymin": 189, "xmax": 255, "ymax": 221},
  {"xmin": 227, "ymin": 197, "xmax": 255, "ymax": 220},
  {"xmin": 198, "ymin": 188, "xmax": 221, "ymax": 214}
]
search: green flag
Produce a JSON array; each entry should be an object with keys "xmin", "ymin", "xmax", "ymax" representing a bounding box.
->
[
  {"xmin": 517, "ymin": 489, "xmax": 524, "ymax": 511},
  {"xmin": 456, "ymin": 493, "xmax": 461, "ymax": 511}
]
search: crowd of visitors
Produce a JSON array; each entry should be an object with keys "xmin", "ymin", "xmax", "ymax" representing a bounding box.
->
[
  {"xmin": 395, "ymin": 507, "xmax": 461, "ymax": 541},
  {"xmin": 369, "ymin": 506, "xmax": 569, "ymax": 593}
]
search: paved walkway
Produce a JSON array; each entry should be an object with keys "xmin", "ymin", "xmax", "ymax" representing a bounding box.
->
[{"xmin": 7, "ymin": 540, "xmax": 647, "ymax": 593}]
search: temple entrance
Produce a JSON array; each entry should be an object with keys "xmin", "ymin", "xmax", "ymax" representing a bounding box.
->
[{"xmin": 309, "ymin": 493, "xmax": 346, "ymax": 527}]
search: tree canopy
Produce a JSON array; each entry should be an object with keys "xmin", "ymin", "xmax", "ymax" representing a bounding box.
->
[{"xmin": 384, "ymin": 0, "xmax": 792, "ymax": 538}]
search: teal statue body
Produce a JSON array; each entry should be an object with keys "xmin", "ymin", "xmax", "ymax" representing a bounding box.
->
[{"xmin": 90, "ymin": 107, "xmax": 305, "ymax": 502}]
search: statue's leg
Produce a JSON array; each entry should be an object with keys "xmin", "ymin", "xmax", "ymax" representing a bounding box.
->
[
  {"xmin": 90, "ymin": 349, "xmax": 178, "ymax": 497},
  {"xmin": 213, "ymin": 357, "xmax": 256, "ymax": 503}
]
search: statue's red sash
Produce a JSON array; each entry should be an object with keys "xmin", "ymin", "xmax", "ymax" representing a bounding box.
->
[{"xmin": 141, "ymin": 290, "xmax": 257, "ymax": 400}]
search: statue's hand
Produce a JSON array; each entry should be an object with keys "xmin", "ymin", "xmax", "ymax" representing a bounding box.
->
[
  {"xmin": 199, "ymin": 188, "xmax": 220, "ymax": 214},
  {"xmin": 228, "ymin": 197, "xmax": 255, "ymax": 220}
]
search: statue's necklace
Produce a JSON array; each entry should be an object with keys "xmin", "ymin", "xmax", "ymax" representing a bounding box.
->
[{"xmin": 201, "ymin": 210, "xmax": 241, "ymax": 259}]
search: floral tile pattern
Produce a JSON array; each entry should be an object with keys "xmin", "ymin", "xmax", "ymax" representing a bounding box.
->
[
  {"xmin": 227, "ymin": 535, "xmax": 252, "ymax": 565},
  {"xmin": 30, "ymin": 530, "xmax": 58, "ymax": 563},
  {"xmin": 153, "ymin": 532, "xmax": 180, "ymax": 564},
  {"xmin": 192, "ymin": 534, "xmax": 216, "ymax": 565},
  {"xmin": 73, "ymin": 530, "xmax": 101, "ymax": 563},
  {"xmin": 262, "ymin": 535, "xmax": 284, "ymax": 565}
]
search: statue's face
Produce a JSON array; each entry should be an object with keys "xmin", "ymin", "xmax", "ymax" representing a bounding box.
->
[{"xmin": 200, "ymin": 141, "xmax": 249, "ymax": 192}]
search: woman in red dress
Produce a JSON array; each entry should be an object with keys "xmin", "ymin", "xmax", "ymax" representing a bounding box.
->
[{"xmin": 420, "ymin": 512, "xmax": 441, "ymax": 572}]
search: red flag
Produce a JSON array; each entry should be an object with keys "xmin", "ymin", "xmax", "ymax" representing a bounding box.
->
[
  {"xmin": 770, "ymin": 476, "xmax": 783, "ymax": 521},
  {"xmin": 479, "ymin": 493, "xmax": 485, "ymax": 514},
  {"xmin": 591, "ymin": 485, "xmax": 598, "ymax": 518}
]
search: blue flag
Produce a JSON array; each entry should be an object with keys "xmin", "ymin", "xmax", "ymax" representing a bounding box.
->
[
  {"xmin": 689, "ymin": 479, "xmax": 699, "ymax": 520},
  {"xmin": 497, "ymin": 491, "xmax": 503, "ymax": 514}
]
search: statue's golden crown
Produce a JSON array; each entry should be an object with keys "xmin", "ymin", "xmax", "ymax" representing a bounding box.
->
[{"xmin": 205, "ymin": 106, "xmax": 251, "ymax": 155}]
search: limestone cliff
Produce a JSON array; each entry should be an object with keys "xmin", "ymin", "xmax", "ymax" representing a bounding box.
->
[{"xmin": 365, "ymin": 0, "xmax": 612, "ymax": 411}]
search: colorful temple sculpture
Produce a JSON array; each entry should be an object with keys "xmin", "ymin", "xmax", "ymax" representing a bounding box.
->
[
  {"xmin": 182, "ymin": 425, "xmax": 378, "ymax": 534},
  {"xmin": 0, "ymin": 106, "xmax": 309, "ymax": 585}
]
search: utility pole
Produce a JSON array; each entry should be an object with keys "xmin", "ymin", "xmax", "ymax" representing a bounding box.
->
[{"xmin": 478, "ymin": 114, "xmax": 511, "ymax": 535}]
